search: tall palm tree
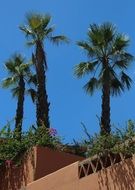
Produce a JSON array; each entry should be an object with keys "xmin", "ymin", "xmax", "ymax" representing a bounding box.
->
[
  {"xmin": 74, "ymin": 22, "xmax": 133, "ymax": 134},
  {"xmin": 2, "ymin": 54, "xmax": 35, "ymax": 140},
  {"xmin": 20, "ymin": 13, "xmax": 68, "ymax": 128}
]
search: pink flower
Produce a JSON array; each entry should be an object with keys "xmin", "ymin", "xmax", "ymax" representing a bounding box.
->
[
  {"xmin": 48, "ymin": 128, "xmax": 57, "ymax": 136},
  {"xmin": 5, "ymin": 160, "xmax": 12, "ymax": 167}
]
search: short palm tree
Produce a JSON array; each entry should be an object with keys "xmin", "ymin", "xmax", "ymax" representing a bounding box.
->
[
  {"xmin": 20, "ymin": 13, "xmax": 68, "ymax": 128},
  {"xmin": 2, "ymin": 54, "xmax": 35, "ymax": 140},
  {"xmin": 74, "ymin": 22, "xmax": 134, "ymax": 134}
]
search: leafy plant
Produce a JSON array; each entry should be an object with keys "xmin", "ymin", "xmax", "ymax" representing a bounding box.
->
[
  {"xmin": 73, "ymin": 120, "xmax": 135, "ymax": 158},
  {"xmin": 0, "ymin": 123, "xmax": 61, "ymax": 166}
]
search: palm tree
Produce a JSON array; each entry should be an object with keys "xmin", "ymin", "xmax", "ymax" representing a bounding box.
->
[
  {"xmin": 20, "ymin": 13, "xmax": 68, "ymax": 128},
  {"xmin": 74, "ymin": 22, "xmax": 133, "ymax": 134},
  {"xmin": 2, "ymin": 54, "xmax": 35, "ymax": 140},
  {"xmin": 26, "ymin": 73, "xmax": 37, "ymax": 103}
]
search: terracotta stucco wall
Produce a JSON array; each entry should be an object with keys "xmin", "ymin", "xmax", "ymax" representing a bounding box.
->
[
  {"xmin": 0, "ymin": 147, "xmax": 84, "ymax": 190},
  {"xmin": 27, "ymin": 162, "xmax": 79, "ymax": 190},
  {"xmin": 0, "ymin": 149, "xmax": 35, "ymax": 190},
  {"xmin": 27, "ymin": 155, "xmax": 135, "ymax": 190},
  {"xmin": 34, "ymin": 146, "xmax": 84, "ymax": 180},
  {"xmin": 79, "ymin": 155, "xmax": 135, "ymax": 190}
]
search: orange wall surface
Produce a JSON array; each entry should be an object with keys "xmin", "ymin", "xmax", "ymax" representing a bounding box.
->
[
  {"xmin": 26, "ymin": 155, "xmax": 135, "ymax": 190},
  {"xmin": 0, "ymin": 149, "xmax": 35, "ymax": 190},
  {"xmin": 0, "ymin": 147, "xmax": 83, "ymax": 190},
  {"xmin": 34, "ymin": 146, "xmax": 84, "ymax": 180}
]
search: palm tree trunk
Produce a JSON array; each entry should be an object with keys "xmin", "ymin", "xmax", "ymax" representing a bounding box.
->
[
  {"xmin": 100, "ymin": 58, "xmax": 111, "ymax": 135},
  {"xmin": 15, "ymin": 76, "xmax": 25, "ymax": 140},
  {"xmin": 101, "ymin": 81, "xmax": 111, "ymax": 135},
  {"xmin": 35, "ymin": 40, "xmax": 50, "ymax": 128}
]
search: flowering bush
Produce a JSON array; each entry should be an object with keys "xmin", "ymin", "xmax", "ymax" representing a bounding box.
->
[
  {"xmin": 48, "ymin": 128, "xmax": 57, "ymax": 136},
  {"xmin": 0, "ymin": 123, "xmax": 61, "ymax": 166},
  {"xmin": 35, "ymin": 126, "xmax": 60, "ymax": 147},
  {"xmin": 5, "ymin": 160, "xmax": 12, "ymax": 168}
]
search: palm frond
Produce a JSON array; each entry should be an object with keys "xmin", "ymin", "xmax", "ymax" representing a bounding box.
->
[
  {"xmin": 110, "ymin": 78, "xmax": 124, "ymax": 96},
  {"xmin": 11, "ymin": 86, "xmax": 20, "ymax": 97},
  {"xmin": 120, "ymin": 52, "xmax": 134, "ymax": 65},
  {"xmin": 121, "ymin": 71, "xmax": 132, "ymax": 89},
  {"xmin": 43, "ymin": 27, "xmax": 55, "ymax": 39},
  {"xmin": 26, "ymin": 40, "xmax": 36, "ymax": 46},
  {"xmin": 113, "ymin": 60, "xmax": 129, "ymax": 69},
  {"xmin": 41, "ymin": 14, "xmax": 51, "ymax": 29},
  {"xmin": 74, "ymin": 61, "xmax": 98, "ymax": 78},
  {"xmin": 19, "ymin": 25, "xmax": 33, "ymax": 36},
  {"xmin": 26, "ymin": 88, "xmax": 37, "ymax": 103},
  {"xmin": 2, "ymin": 77, "xmax": 18, "ymax": 88},
  {"xmin": 100, "ymin": 66, "xmax": 116, "ymax": 82},
  {"xmin": 77, "ymin": 41, "xmax": 95, "ymax": 57},
  {"xmin": 5, "ymin": 60, "xmax": 16, "ymax": 74},
  {"xmin": 113, "ymin": 34, "xmax": 130, "ymax": 52},
  {"xmin": 50, "ymin": 35, "xmax": 69, "ymax": 45},
  {"xmin": 112, "ymin": 50, "xmax": 133, "ymax": 70},
  {"xmin": 19, "ymin": 63, "xmax": 30, "ymax": 74},
  {"xmin": 84, "ymin": 77, "xmax": 99, "ymax": 95},
  {"xmin": 88, "ymin": 24, "xmax": 103, "ymax": 47},
  {"xmin": 27, "ymin": 74, "xmax": 37, "ymax": 86},
  {"xmin": 26, "ymin": 13, "xmax": 42, "ymax": 30},
  {"xmin": 26, "ymin": 13, "xmax": 52, "ymax": 35},
  {"xmin": 5, "ymin": 54, "xmax": 25, "ymax": 74},
  {"xmin": 101, "ymin": 22, "xmax": 116, "ymax": 44}
]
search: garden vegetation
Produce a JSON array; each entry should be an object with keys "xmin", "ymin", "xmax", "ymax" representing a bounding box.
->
[{"xmin": 0, "ymin": 13, "xmax": 135, "ymax": 167}]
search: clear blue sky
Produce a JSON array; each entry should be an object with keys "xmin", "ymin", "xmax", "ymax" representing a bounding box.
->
[{"xmin": 0, "ymin": 0, "xmax": 135, "ymax": 142}]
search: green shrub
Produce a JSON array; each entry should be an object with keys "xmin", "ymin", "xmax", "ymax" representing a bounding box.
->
[
  {"xmin": 0, "ymin": 123, "xmax": 61, "ymax": 166},
  {"xmin": 74, "ymin": 120, "xmax": 135, "ymax": 158}
]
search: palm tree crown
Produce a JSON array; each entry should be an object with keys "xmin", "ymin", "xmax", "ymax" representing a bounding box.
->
[
  {"xmin": 2, "ymin": 54, "xmax": 30, "ymax": 96},
  {"xmin": 75, "ymin": 22, "xmax": 134, "ymax": 134},
  {"xmin": 20, "ymin": 13, "xmax": 68, "ymax": 69}
]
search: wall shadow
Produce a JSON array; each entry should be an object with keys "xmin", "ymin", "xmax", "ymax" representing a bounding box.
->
[
  {"xmin": 34, "ymin": 147, "xmax": 84, "ymax": 180},
  {"xmin": 98, "ymin": 157, "xmax": 135, "ymax": 190},
  {"xmin": 0, "ymin": 151, "xmax": 35, "ymax": 190}
]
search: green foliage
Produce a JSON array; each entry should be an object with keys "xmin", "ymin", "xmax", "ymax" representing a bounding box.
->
[
  {"xmin": 20, "ymin": 12, "xmax": 68, "ymax": 46},
  {"xmin": 32, "ymin": 125, "xmax": 61, "ymax": 148},
  {"xmin": 2, "ymin": 54, "xmax": 36, "ymax": 101},
  {"xmin": 75, "ymin": 22, "xmax": 134, "ymax": 96},
  {"xmin": 0, "ymin": 123, "xmax": 61, "ymax": 166},
  {"xmin": 74, "ymin": 120, "xmax": 135, "ymax": 158}
]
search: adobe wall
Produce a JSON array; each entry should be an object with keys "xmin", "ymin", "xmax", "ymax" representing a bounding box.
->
[
  {"xmin": 26, "ymin": 155, "xmax": 135, "ymax": 190},
  {"xmin": 34, "ymin": 146, "xmax": 84, "ymax": 180},
  {"xmin": 0, "ymin": 148, "xmax": 35, "ymax": 190},
  {"xmin": 26, "ymin": 162, "xmax": 79, "ymax": 190},
  {"xmin": 79, "ymin": 155, "xmax": 135, "ymax": 190},
  {"xmin": 0, "ymin": 147, "xmax": 84, "ymax": 190}
]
